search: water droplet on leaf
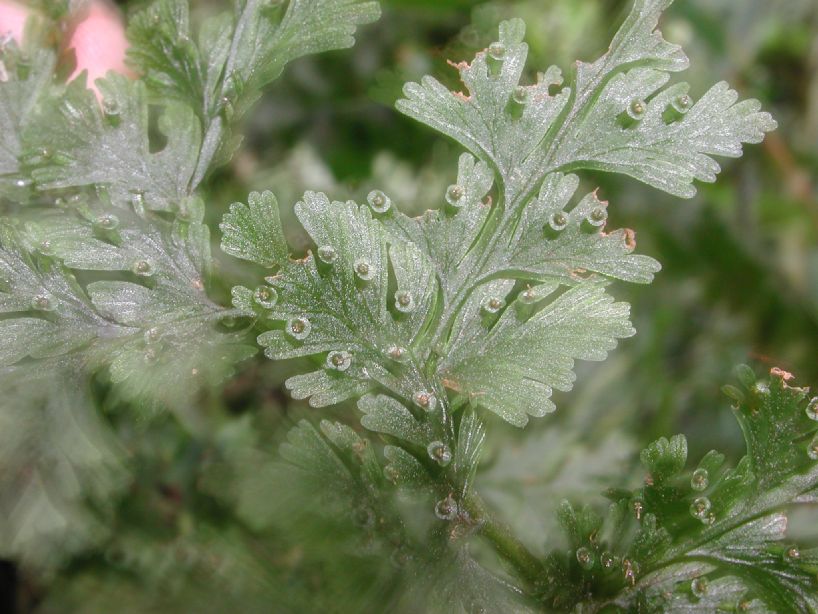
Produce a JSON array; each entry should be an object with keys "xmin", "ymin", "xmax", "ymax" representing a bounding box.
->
[
  {"xmin": 600, "ymin": 551, "xmax": 616, "ymax": 569},
  {"xmin": 354, "ymin": 258, "xmax": 374, "ymax": 281},
  {"xmin": 317, "ymin": 245, "xmax": 338, "ymax": 264},
  {"xmin": 38, "ymin": 240, "xmax": 54, "ymax": 256},
  {"xmin": 784, "ymin": 546, "xmax": 801, "ymax": 562},
  {"xmin": 576, "ymin": 547, "xmax": 595, "ymax": 570},
  {"xmin": 326, "ymin": 350, "xmax": 352, "ymax": 372},
  {"xmin": 482, "ymin": 296, "xmax": 505, "ymax": 314},
  {"xmin": 94, "ymin": 214, "xmax": 119, "ymax": 230},
  {"xmin": 446, "ymin": 184, "xmax": 465, "ymax": 206},
  {"xmin": 102, "ymin": 98, "xmax": 120, "ymax": 121},
  {"xmin": 254, "ymin": 285, "xmax": 277, "ymax": 309},
  {"xmin": 519, "ymin": 287, "xmax": 537, "ymax": 305},
  {"xmin": 132, "ymin": 260, "xmax": 153, "ymax": 277},
  {"xmin": 413, "ymin": 390, "xmax": 437, "ymax": 411},
  {"xmin": 488, "ymin": 42, "xmax": 506, "ymax": 60},
  {"xmin": 395, "ymin": 290, "xmax": 415, "ymax": 313},
  {"xmin": 132, "ymin": 191, "xmax": 145, "ymax": 210},
  {"xmin": 221, "ymin": 96, "xmax": 234, "ymax": 120},
  {"xmin": 286, "ymin": 316, "xmax": 311, "ymax": 340},
  {"xmin": 690, "ymin": 496, "xmax": 712, "ymax": 521},
  {"xmin": 427, "ymin": 441, "xmax": 452, "ymax": 466},
  {"xmin": 549, "ymin": 211, "xmax": 568, "ymax": 232},
  {"xmin": 585, "ymin": 206, "xmax": 608, "ymax": 228},
  {"xmin": 691, "ymin": 577, "xmax": 708, "ymax": 598},
  {"xmin": 512, "ymin": 86, "xmax": 528, "ymax": 105},
  {"xmin": 31, "ymin": 294, "xmax": 53, "ymax": 311},
  {"xmin": 367, "ymin": 190, "xmax": 391, "ymax": 214},
  {"xmin": 691, "ymin": 468, "xmax": 709, "ymax": 491},
  {"xmin": 385, "ymin": 345, "xmax": 408, "ymax": 362},
  {"xmin": 627, "ymin": 99, "xmax": 646, "ymax": 120},
  {"xmin": 672, "ymin": 94, "xmax": 693, "ymax": 114},
  {"xmin": 434, "ymin": 494, "xmax": 458, "ymax": 520}
]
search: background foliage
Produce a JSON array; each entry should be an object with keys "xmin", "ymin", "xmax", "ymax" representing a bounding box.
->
[{"xmin": 1, "ymin": 0, "xmax": 817, "ymax": 611}]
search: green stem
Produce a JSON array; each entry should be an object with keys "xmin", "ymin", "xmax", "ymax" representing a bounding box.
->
[{"xmin": 464, "ymin": 491, "xmax": 544, "ymax": 589}]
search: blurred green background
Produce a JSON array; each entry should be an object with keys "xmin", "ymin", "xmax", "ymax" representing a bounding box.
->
[{"xmin": 3, "ymin": 0, "xmax": 817, "ymax": 611}]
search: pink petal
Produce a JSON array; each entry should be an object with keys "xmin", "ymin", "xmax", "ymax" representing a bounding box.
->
[
  {"xmin": 66, "ymin": 0, "xmax": 133, "ymax": 97},
  {"xmin": 0, "ymin": 1, "xmax": 31, "ymax": 44}
]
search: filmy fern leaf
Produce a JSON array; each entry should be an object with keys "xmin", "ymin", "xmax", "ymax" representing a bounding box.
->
[
  {"xmin": 215, "ymin": 2, "xmax": 792, "ymax": 605},
  {"xmin": 229, "ymin": 0, "xmax": 774, "ymax": 431},
  {"xmin": 543, "ymin": 368, "xmax": 818, "ymax": 612},
  {"xmin": 0, "ymin": 0, "xmax": 798, "ymax": 608},
  {"xmin": 126, "ymin": 0, "xmax": 380, "ymax": 181},
  {"xmin": 25, "ymin": 75, "xmax": 201, "ymax": 212},
  {"xmin": 227, "ymin": 190, "xmax": 438, "ymax": 411},
  {"xmin": 438, "ymin": 282, "xmax": 635, "ymax": 426},
  {"xmin": 1, "ymin": 197, "xmax": 252, "ymax": 408},
  {"xmin": 0, "ymin": 41, "xmax": 55, "ymax": 200},
  {"xmin": 397, "ymin": 1, "xmax": 775, "ymax": 200},
  {"xmin": 0, "ymin": 375, "xmax": 126, "ymax": 569},
  {"xmin": 0, "ymin": 0, "xmax": 382, "ymax": 581},
  {"xmin": 6, "ymin": 0, "xmax": 377, "ymax": 409}
]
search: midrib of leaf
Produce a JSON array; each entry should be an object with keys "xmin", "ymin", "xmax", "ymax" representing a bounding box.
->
[
  {"xmin": 427, "ymin": 68, "xmax": 662, "ymax": 353},
  {"xmin": 629, "ymin": 478, "xmax": 818, "ymax": 598},
  {"xmin": 425, "ymin": 178, "xmax": 549, "ymax": 357},
  {"xmin": 276, "ymin": 261, "xmax": 442, "ymax": 413},
  {"xmin": 48, "ymin": 277, "xmax": 111, "ymax": 328},
  {"xmin": 191, "ymin": 0, "xmax": 318, "ymax": 188},
  {"xmin": 189, "ymin": 1, "xmax": 260, "ymax": 190},
  {"xmin": 137, "ymin": 231, "xmax": 211, "ymax": 297},
  {"xmin": 222, "ymin": 1, "xmax": 258, "ymax": 88},
  {"xmin": 543, "ymin": 15, "xmax": 676, "ymax": 171},
  {"xmin": 66, "ymin": 278, "xmax": 231, "ymax": 354},
  {"xmin": 276, "ymin": 262, "xmax": 381, "ymax": 349},
  {"xmin": 419, "ymin": 94, "xmax": 609, "ymax": 355}
]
